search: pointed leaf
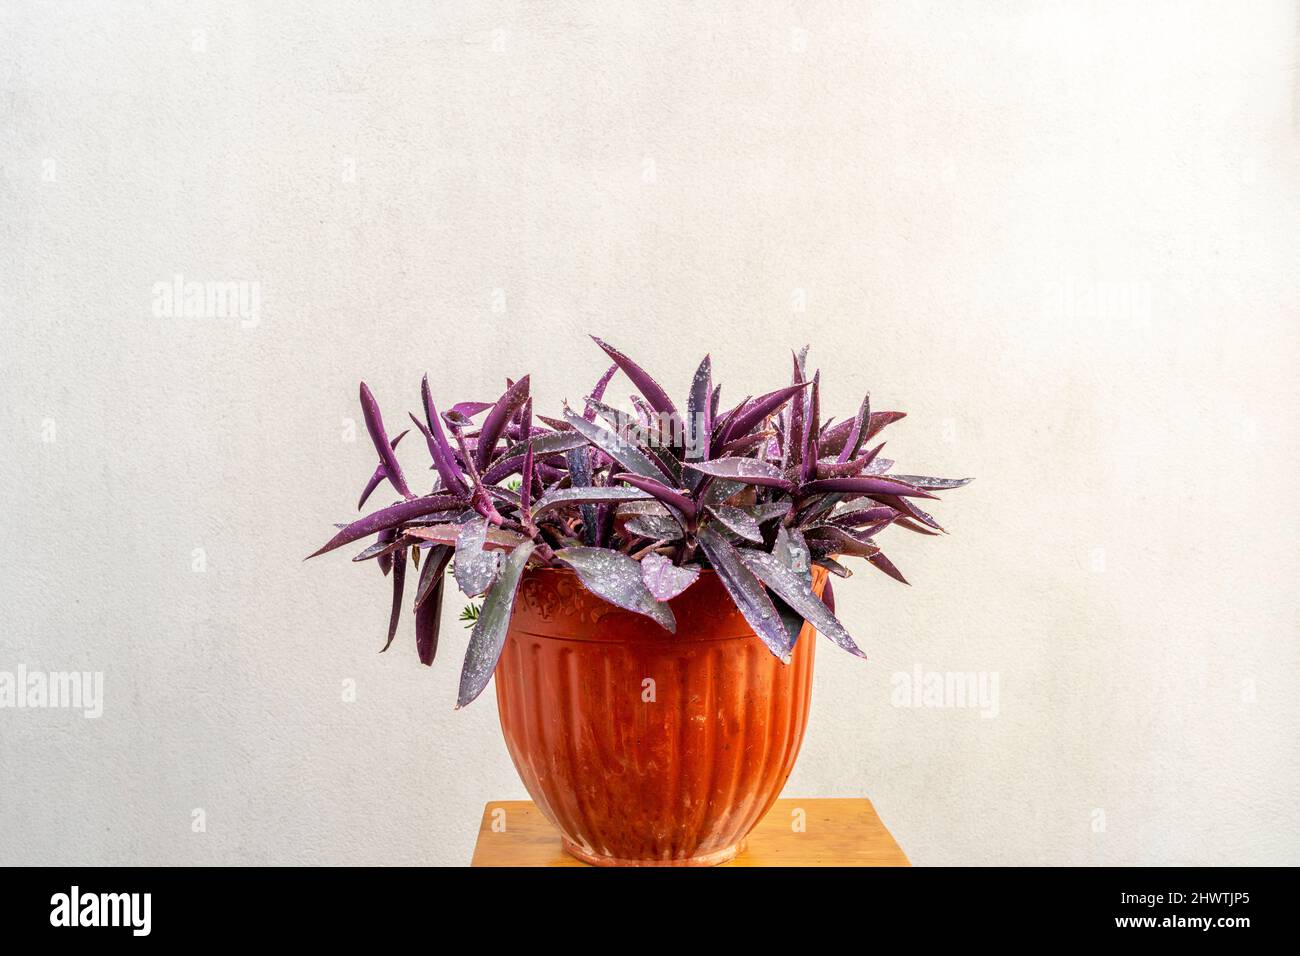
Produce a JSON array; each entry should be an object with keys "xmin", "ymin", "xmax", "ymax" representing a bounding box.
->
[
  {"xmin": 696, "ymin": 526, "xmax": 792, "ymax": 662},
  {"xmin": 685, "ymin": 457, "xmax": 794, "ymax": 492},
  {"xmin": 358, "ymin": 429, "xmax": 409, "ymax": 510},
  {"xmin": 706, "ymin": 504, "xmax": 762, "ymax": 543},
  {"xmin": 591, "ymin": 337, "xmax": 679, "ymax": 419},
  {"xmin": 532, "ymin": 486, "xmax": 653, "ymax": 516},
  {"xmin": 414, "ymin": 545, "xmax": 453, "ymax": 607},
  {"xmin": 613, "ymin": 474, "xmax": 696, "ymax": 520},
  {"xmin": 625, "ymin": 514, "xmax": 684, "ymax": 541},
  {"xmin": 414, "ymin": 545, "xmax": 453, "ymax": 664},
  {"xmin": 554, "ymin": 547, "xmax": 676, "ymax": 632},
  {"xmin": 307, "ymin": 495, "xmax": 468, "ymax": 559},
  {"xmin": 722, "ymin": 383, "xmax": 809, "ymax": 444},
  {"xmin": 685, "ymin": 355, "xmax": 713, "ymax": 462},
  {"xmin": 562, "ymin": 408, "xmax": 669, "ymax": 481},
  {"xmin": 739, "ymin": 549, "xmax": 866, "ymax": 659},
  {"xmin": 475, "ymin": 376, "xmax": 531, "ymax": 470},
  {"xmin": 837, "ymin": 394, "xmax": 871, "ymax": 464},
  {"xmin": 454, "ymin": 517, "xmax": 502, "ymax": 597},
  {"xmin": 800, "ymin": 476, "xmax": 938, "ymax": 499},
  {"xmin": 420, "ymin": 376, "xmax": 468, "ymax": 496},
  {"xmin": 481, "ymin": 431, "xmax": 589, "ymax": 485},
  {"xmin": 360, "ymin": 382, "xmax": 412, "ymax": 499},
  {"xmin": 456, "ymin": 541, "xmax": 537, "ymax": 708},
  {"xmin": 887, "ymin": 474, "xmax": 974, "ymax": 491},
  {"xmin": 584, "ymin": 364, "xmax": 620, "ymax": 422},
  {"xmin": 406, "ymin": 522, "xmax": 529, "ymax": 551},
  {"xmin": 381, "ymin": 547, "xmax": 407, "ymax": 652},
  {"xmin": 867, "ymin": 549, "xmax": 909, "ymax": 584},
  {"xmin": 803, "ymin": 524, "xmax": 882, "ymax": 559},
  {"xmin": 640, "ymin": 553, "xmax": 700, "ymax": 601}
]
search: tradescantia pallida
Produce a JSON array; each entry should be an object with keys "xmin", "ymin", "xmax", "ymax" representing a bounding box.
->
[{"xmin": 308, "ymin": 337, "xmax": 971, "ymax": 707}]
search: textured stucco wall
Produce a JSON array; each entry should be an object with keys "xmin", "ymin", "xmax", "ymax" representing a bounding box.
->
[{"xmin": 1, "ymin": 0, "xmax": 1297, "ymax": 866}]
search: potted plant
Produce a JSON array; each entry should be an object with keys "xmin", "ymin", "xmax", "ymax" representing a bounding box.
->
[{"xmin": 309, "ymin": 337, "xmax": 969, "ymax": 866}]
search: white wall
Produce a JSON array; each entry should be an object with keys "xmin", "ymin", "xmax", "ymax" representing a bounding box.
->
[{"xmin": 1, "ymin": 0, "xmax": 1297, "ymax": 866}]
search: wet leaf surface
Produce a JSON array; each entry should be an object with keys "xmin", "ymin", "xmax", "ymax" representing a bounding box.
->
[
  {"xmin": 554, "ymin": 547, "xmax": 676, "ymax": 632},
  {"xmin": 640, "ymin": 553, "xmax": 700, "ymax": 601},
  {"xmin": 456, "ymin": 541, "xmax": 537, "ymax": 708}
]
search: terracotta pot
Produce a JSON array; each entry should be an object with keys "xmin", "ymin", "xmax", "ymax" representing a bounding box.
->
[{"xmin": 494, "ymin": 564, "xmax": 825, "ymax": 866}]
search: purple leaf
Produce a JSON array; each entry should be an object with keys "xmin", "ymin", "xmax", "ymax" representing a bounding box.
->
[
  {"xmin": 739, "ymin": 548, "xmax": 866, "ymax": 659},
  {"xmin": 591, "ymin": 337, "xmax": 680, "ymax": 419},
  {"xmin": 722, "ymin": 382, "xmax": 809, "ymax": 444},
  {"xmin": 873, "ymin": 493, "xmax": 945, "ymax": 532},
  {"xmin": 821, "ymin": 577, "xmax": 836, "ymax": 614},
  {"xmin": 414, "ymin": 545, "xmax": 452, "ymax": 608},
  {"xmin": 454, "ymin": 517, "xmax": 502, "ymax": 597},
  {"xmin": 785, "ymin": 353, "xmax": 807, "ymax": 472},
  {"xmin": 456, "ymin": 541, "xmax": 537, "ymax": 708},
  {"xmin": 451, "ymin": 401, "xmax": 493, "ymax": 418},
  {"xmin": 406, "ymin": 523, "xmax": 529, "ymax": 551},
  {"xmin": 414, "ymin": 545, "xmax": 453, "ymax": 664},
  {"xmin": 821, "ymin": 410, "xmax": 906, "ymax": 456},
  {"xmin": 867, "ymin": 549, "xmax": 909, "ymax": 584},
  {"xmin": 816, "ymin": 558, "xmax": 851, "ymax": 580},
  {"xmin": 562, "ymin": 408, "xmax": 670, "ymax": 482},
  {"xmin": 360, "ymin": 382, "xmax": 413, "ymax": 500},
  {"xmin": 474, "ymin": 376, "xmax": 531, "ymax": 470},
  {"xmin": 686, "ymin": 355, "xmax": 713, "ymax": 463},
  {"xmin": 705, "ymin": 504, "xmax": 762, "ymax": 543},
  {"xmin": 583, "ymin": 364, "xmax": 620, "ymax": 422},
  {"xmin": 481, "ymin": 431, "xmax": 589, "ymax": 485},
  {"xmin": 887, "ymin": 474, "xmax": 974, "ymax": 491},
  {"xmin": 420, "ymin": 376, "xmax": 468, "ymax": 496},
  {"xmin": 414, "ymin": 572, "xmax": 445, "ymax": 666},
  {"xmin": 640, "ymin": 553, "xmax": 700, "ymax": 601},
  {"xmin": 613, "ymin": 474, "xmax": 696, "ymax": 521},
  {"xmin": 864, "ymin": 410, "xmax": 907, "ymax": 442},
  {"xmin": 306, "ymin": 494, "xmax": 468, "ymax": 559},
  {"xmin": 564, "ymin": 446, "xmax": 599, "ymax": 546},
  {"xmin": 554, "ymin": 547, "xmax": 676, "ymax": 632},
  {"xmin": 803, "ymin": 525, "xmax": 882, "ymax": 559},
  {"xmin": 711, "ymin": 393, "xmax": 752, "ymax": 448},
  {"xmin": 358, "ymin": 429, "xmax": 410, "ymax": 510},
  {"xmin": 532, "ymin": 486, "xmax": 653, "ymax": 515},
  {"xmin": 830, "ymin": 505, "xmax": 899, "ymax": 528},
  {"xmin": 800, "ymin": 371, "xmax": 820, "ymax": 484},
  {"xmin": 799, "ymin": 476, "xmax": 938, "ymax": 499},
  {"xmin": 685, "ymin": 457, "xmax": 794, "ymax": 492},
  {"xmin": 519, "ymin": 445, "xmax": 535, "ymax": 519},
  {"xmin": 894, "ymin": 516, "xmax": 941, "ymax": 536},
  {"xmin": 696, "ymin": 526, "xmax": 793, "ymax": 662},
  {"xmin": 381, "ymin": 546, "xmax": 407, "ymax": 652},
  {"xmin": 625, "ymin": 514, "xmax": 684, "ymax": 541},
  {"xmin": 836, "ymin": 394, "xmax": 870, "ymax": 464}
]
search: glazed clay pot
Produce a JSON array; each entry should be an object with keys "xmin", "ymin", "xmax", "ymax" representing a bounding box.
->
[{"xmin": 494, "ymin": 564, "xmax": 826, "ymax": 866}]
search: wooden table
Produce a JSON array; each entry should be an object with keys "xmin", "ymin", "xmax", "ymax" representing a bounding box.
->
[{"xmin": 470, "ymin": 798, "xmax": 910, "ymax": 866}]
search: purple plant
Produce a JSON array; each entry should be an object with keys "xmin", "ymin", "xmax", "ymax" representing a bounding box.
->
[{"xmin": 308, "ymin": 338, "xmax": 971, "ymax": 707}]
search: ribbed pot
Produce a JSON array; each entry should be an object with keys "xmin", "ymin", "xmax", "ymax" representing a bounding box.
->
[{"xmin": 494, "ymin": 564, "xmax": 824, "ymax": 866}]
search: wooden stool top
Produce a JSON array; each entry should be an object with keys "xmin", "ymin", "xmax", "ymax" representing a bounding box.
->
[{"xmin": 471, "ymin": 797, "xmax": 910, "ymax": 867}]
